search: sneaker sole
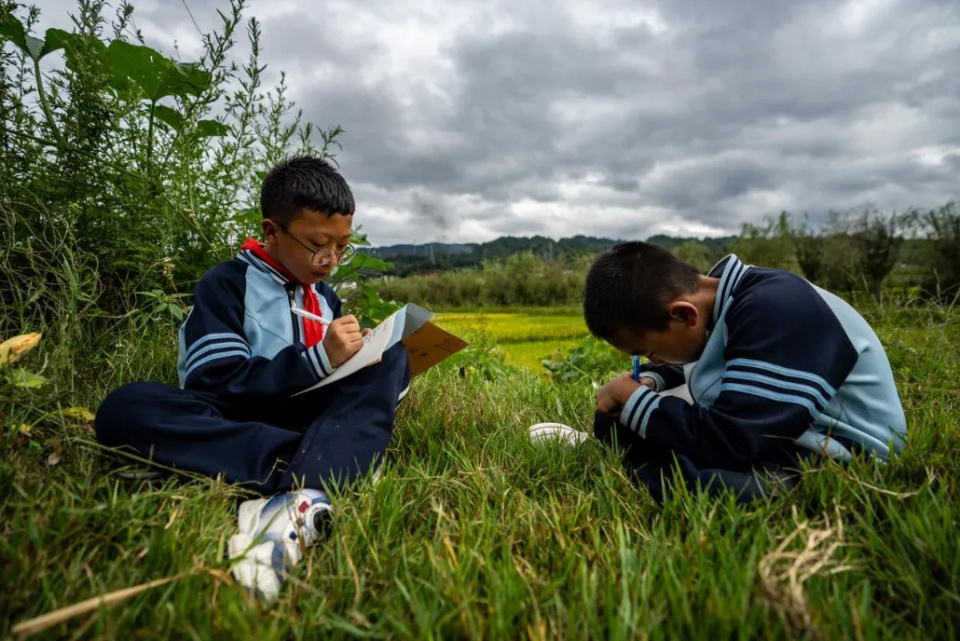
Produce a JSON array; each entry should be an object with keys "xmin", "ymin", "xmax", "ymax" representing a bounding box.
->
[{"xmin": 529, "ymin": 422, "xmax": 590, "ymax": 445}]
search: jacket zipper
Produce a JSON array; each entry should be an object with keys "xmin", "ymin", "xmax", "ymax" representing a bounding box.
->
[{"xmin": 286, "ymin": 284, "xmax": 301, "ymax": 344}]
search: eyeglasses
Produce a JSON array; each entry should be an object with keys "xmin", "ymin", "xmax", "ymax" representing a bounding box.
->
[{"xmin": 275, "ymin": 222, "xmax": 357, "ymax": 267}]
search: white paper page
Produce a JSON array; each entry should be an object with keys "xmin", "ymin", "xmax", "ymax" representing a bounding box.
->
[
  {"xmin": 399, "ymin": 304, "xmax": 434, "ymax": 340},
  {"xmin": 382, "ymin": 303, "xmax": 435, "ymax": 349},
  {"xmin": 294, "ymin": 304, "xmax": 434, "ymax": 394},
  {"xmin": 295, "ymin": 311, "xmax": 398, "ymax": 393}
]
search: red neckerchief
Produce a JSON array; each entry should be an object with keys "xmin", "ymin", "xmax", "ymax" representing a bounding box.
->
[{"xmin": 239, "ymin": 238, "xmax": 324, "ymax": 347}]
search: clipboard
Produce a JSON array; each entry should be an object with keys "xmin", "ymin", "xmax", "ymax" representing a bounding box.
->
[{"xmin": 296, "ymin": 303, "xmax": 467, "ymax": 393}]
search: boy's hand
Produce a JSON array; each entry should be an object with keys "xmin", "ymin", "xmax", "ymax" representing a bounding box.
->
[
  {"xmin": 637, "ymin": 375, "xmax": 658, "ymax": 391},
  {"xmin": 323, "ymin": 315, "xmax": 363, "ymax": 368},
  {"xmin": 595, "ymin": 373, "xmax": 657, "ymax": 415}
]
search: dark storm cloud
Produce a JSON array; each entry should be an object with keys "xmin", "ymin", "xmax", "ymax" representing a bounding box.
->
[{"xmin": 33, "ymin": 0, "xmax": 960, "ymax": 244}]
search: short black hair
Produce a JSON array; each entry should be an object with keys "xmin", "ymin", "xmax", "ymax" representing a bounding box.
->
[
  {"xmin": 260, "ymin": 155, "xmax": 355, "ymax": 225},
  {"xmin": 583, "ymin": 241, "xmax": 701, "ymax": 339}
]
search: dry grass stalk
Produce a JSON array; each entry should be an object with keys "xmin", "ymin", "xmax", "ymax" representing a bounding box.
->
[
  {"xmin": 11, "ymin": 567, "xmax": 219, "ymax": 638},
  {"xmin": 758, "ymin": 507, "xmax": 855, "ymax": 638}
]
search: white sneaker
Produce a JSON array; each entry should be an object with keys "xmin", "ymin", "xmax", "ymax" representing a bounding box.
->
[
  {"xmin": 529, "ymin": 422, "xmax": 590, "ymax": 446},
  {"xmin": 227, "ymin": 489, "xmax": 333, "ymax": 600}
]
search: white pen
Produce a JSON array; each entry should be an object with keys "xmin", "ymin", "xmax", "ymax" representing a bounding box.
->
[{"xmin": 290, "ymin": 306, "xmax": 332, "ymax": 326}]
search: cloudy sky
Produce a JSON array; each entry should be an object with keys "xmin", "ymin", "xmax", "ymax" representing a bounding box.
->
[{"xmin": 37, "ymin": 0, "xmax": 960, "ymax": 246}]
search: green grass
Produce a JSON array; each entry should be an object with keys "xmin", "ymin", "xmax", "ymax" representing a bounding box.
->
[{"xmin": 2, "ymin": 303, "xmax": 960, "ymax": 639}]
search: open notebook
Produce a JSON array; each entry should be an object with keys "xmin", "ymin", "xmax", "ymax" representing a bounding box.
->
[{"xmin": 296, "ymin": 303, "xmax": 467, "ymax": 394}]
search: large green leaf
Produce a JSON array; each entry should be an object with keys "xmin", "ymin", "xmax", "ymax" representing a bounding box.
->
[
  {"xmin": 0, "ymin": 13, "xmax": 73, "ymax": 63},
  {"xmin": 169, "ymin": 61, "xmax": 211, "ymax": 97},
  {"xmin": 153, "ymin": 105, "xmax": 183, "ymax": 130},
  {"xmin": 2, "ymin": 16, "xmax": 43, "ymax": 62},
  {"xmin": 0, "ymin": 13, "xmax": 28, "ymax": 53},
  {"xmin": 195, "ymin": 119, "xmax": 229, "ymax": 137},
  {"xmin": 39, "ymin": 28, "xmax": 72, "ymax": 59},
  {"xmin": 104, "ymin": 40, "xmax": 210, "ymax": 102},
  {"xmin": 103, "ymin": 41, "xmax": 170, "ymax": 100},
  {"xmin": 350, "ymin": 253, "xmax": 394, "ymax": 272},
  {"xmin": 153, "ymin": 109, "xmax": 228, "ymax": 137}
]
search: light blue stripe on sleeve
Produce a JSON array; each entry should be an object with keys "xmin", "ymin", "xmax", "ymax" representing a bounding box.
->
[
  {"xmin": 719, "ymin": 382, "xmax": 820, "ymax": 417},
  {"xmin": 643, "ymin": 372, "xmax": 665, "ymax": 392},
  {"xmin": 637, "ymin": 396, "xmax": 662, "ymax": 438},
  {"xmin": 304, "ymin": 345, "xmax": 329, "ymax": 378},
  {"xmin": 624, "ymin": 388, "xmax": 657, "ymax": 432},
  {"xmin": 620, "ymin": 387, "xmax": 648, "ymax": 429},
  {"xmin": 185, "ymin": 332, "xmax": 246, "ymax": 360},
  {"xmin": 184, "ymin": 349, "xmax": 250, "ymax": 379},
  {"xmin": 302, "ymin": 347, "xmax": 321, "ymax": 378},
  {"xmin": 185, "ymin": 338, "xmax": 249, "ymax": 372},
  {"xmin": 313, "ymin": 343, "xmax": 334, "ymax": 376},
  {"xmin": 722, "ymin": 371, "xmax": 830, "ymax": 409},
  {"xmin": 726, "ymin": 358, "xmax": 837, "ymax": 397}
]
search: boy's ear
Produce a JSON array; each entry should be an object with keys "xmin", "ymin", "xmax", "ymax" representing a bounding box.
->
[
  {"xmin": 668, "ymin": 301, "xmax": 699, "ymax": 327},
  {"xmin": 261, "ymin": 219, "xmax": 280, "ymax": 246}
]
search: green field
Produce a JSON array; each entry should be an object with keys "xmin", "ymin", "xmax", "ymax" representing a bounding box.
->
[
  {"xmin": 4, "ymin": 302, "xmax": 960, "ymax": 639},
  {"xmin": 435, "ymin": 311, "xmax": 593, "ymax": 371}
]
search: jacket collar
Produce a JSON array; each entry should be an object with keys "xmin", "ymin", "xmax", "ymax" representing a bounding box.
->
[
  {"xmin": 708, "ymin": 254, "xmax": 751, "ymax": 325},
  {"xmin": 237, "ymin": 238, "xmax": 295, "ymax": 286}
]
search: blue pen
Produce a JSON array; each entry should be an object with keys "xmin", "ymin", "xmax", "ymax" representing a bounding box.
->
[{"xmin": 632, "ymin": 355, "xmax": 641, "ymax": 382}]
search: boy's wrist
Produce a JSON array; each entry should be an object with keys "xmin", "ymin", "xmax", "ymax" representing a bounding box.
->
[
  {"xmin": 638, "ymin": 374, "xmax": 661, "ymax": 392},
  {"xmin": 305, "ymin": 341, "xmax": 337, "ymax": 379},
  {"xmin": 619, "ymin": 384, "xmax": 659, "ymax": 436},
  {"xmin": 615, "ymin": 377, "xmax": 643, "ymax": 406}
]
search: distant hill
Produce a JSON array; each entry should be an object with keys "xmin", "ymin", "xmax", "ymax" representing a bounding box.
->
[
  {"xmin": 645, "ymin": 234, "xmax": 734, "ymax": 252},
  {"xmin": 366, "ymin": 243, "xmax": 477, "ymax": 257},
  {"xmin": 363, "ymin": 233, "xmax": 737, "ymax": 276}
]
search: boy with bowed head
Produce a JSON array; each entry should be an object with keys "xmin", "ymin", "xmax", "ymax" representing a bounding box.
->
[{"xmin": 580, "ymin": 242, "xmax": 906, "ymax": 503}]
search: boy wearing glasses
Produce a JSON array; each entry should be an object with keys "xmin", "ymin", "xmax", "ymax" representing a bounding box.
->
[{"xmin": 96, "ymin": 156, "xmax": 411, "ymax": 599}]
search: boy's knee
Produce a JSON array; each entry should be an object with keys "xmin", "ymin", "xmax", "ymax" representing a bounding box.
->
[
  {"xmin": 94, "ymin": 382, "xmax": 157, "ymax": 445},
  {"xmin": 593, "ymin": 411, "xmax": 616, "ymax": 444},
  {"xmin": 381, "ymin": 342, "xmax": 409, "ymax": 368},
  {"xmin": 594, "ymin": 411, "xmax": 636, "ymax": 449},
  {"xmin": 379, "ymin": 343, "xmax": 411, "ymax": 383}
]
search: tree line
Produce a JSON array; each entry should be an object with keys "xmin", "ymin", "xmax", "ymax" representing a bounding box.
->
[
  {"xmin": 376, "ymin": 204, "xmax": 960, "ymax": 308},
  {"xmin": 366, "ymin": 234, "xmax": 735, "ymax": 277}
]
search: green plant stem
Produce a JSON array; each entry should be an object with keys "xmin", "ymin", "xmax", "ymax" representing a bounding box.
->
[
  {"xmin": 145, "ymin": 100, "xmax": 155, "ymax": 169},
  {"xmin": 32, "ymin": 61, "xmax": 64, "ymax": 149}
]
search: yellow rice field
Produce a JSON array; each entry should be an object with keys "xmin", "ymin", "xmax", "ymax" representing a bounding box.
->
[{"xmin": 433, "ymin": 311, "xmax": 590, "ymax": 371}]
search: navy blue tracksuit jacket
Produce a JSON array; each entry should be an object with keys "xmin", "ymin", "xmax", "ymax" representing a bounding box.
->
[{"xmin": 595, "ymin": 254, "xmax": 907, "ymax": 503}]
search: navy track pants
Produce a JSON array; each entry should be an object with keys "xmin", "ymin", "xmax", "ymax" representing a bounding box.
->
[
  {"xmin": 95, "ymin": 343, "xmax": 411, "ymax": 494},
  {"xmin": 593, "ymin": 411, "xmax": 807, "ymax": 504}
]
